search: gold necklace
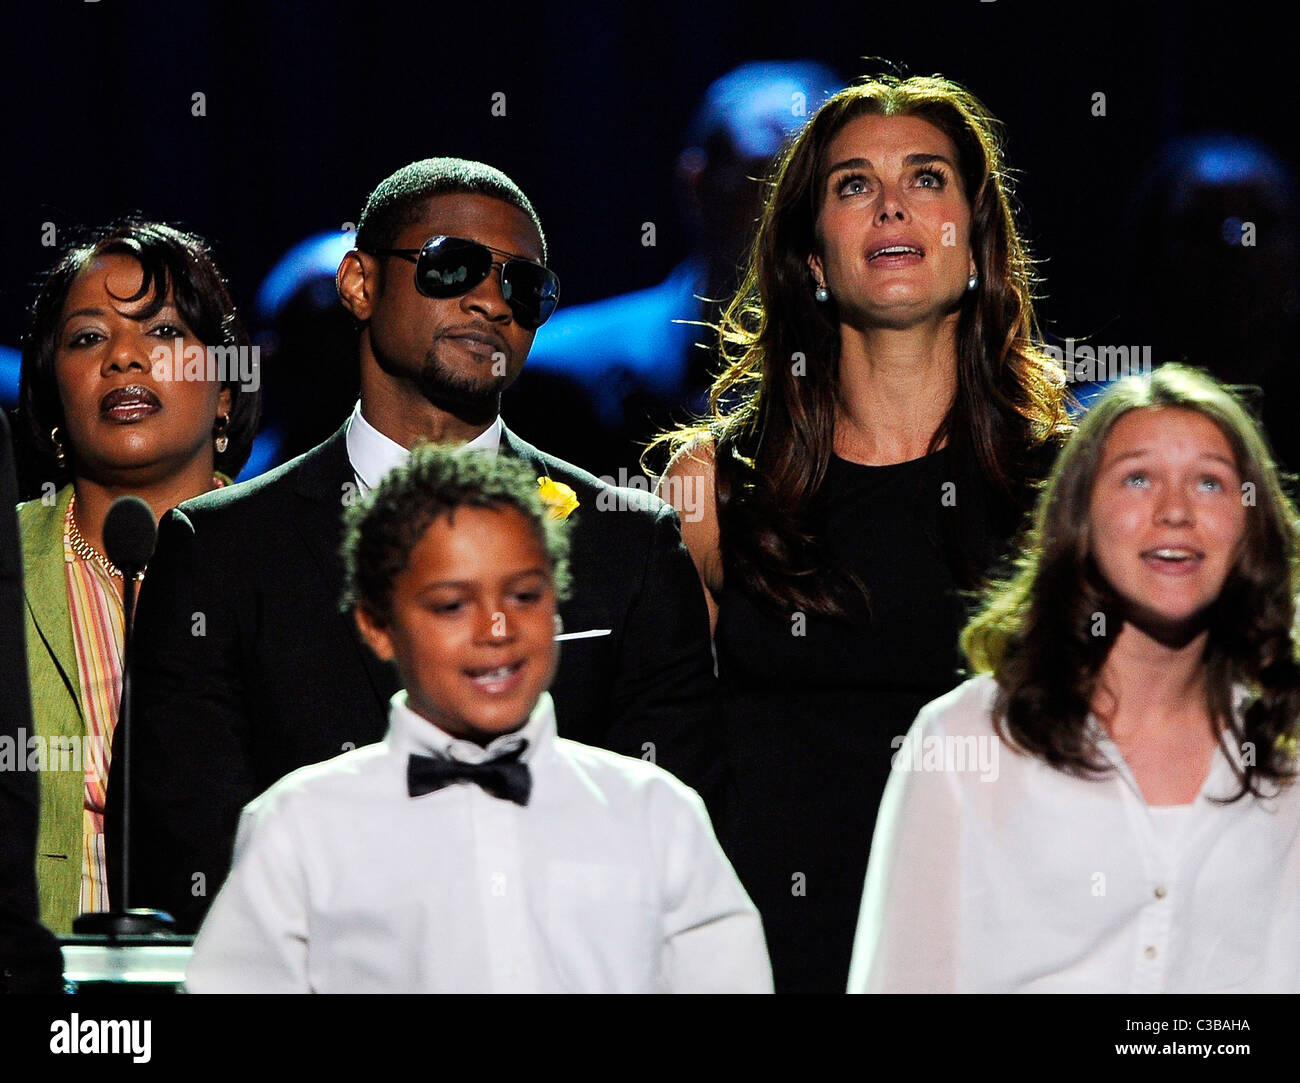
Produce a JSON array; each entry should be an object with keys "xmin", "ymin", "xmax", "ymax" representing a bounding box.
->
[
  {"xmin": 65, "ymin": 494, "xmax": 143, "ymax": 582},
  {"xmin": 64, "ymin": 477, "xmax": 227, "ymax": 580}
]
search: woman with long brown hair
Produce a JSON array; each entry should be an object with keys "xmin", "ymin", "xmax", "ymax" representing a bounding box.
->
[{"xmin": 655, "ymin": 73, "xmax": 1069, "ymax": 991}]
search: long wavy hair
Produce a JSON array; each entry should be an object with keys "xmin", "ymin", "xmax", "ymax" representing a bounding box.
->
[
  {"xmin": 648, "ymin": 73, "xmax": 1070, "ymax": 616},
  {"xmin": 962, "ymin": 365, "xmax": 1300, "ymax": 799}
]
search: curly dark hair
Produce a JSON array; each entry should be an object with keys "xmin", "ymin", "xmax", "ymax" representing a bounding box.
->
[
  {"xmin": 962, "ymin": 364, "xmax": 1300, "ymax": 799},
  {"xmin": 340, "ymin": 443, "xmax": 572, "ymax": 624},
  {"xmin": 648, "ymin": 72, "xmax": 1070, "ymax": 616},
  {"xmin": 18, "ymin": 216, "xmax": 261, "ymax": 485}
]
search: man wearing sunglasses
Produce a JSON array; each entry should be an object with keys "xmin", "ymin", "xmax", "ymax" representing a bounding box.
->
[{"xmin": 112, "ymin": 159, "xmax": 724, "ymax": 934}]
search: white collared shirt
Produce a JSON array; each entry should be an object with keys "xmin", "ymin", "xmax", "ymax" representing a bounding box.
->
[
  {"xmin": 848, "ymin": 675, "xmax": 1300, "ymax": 993},
  {"xmin": 345, "ymin": 401, "xmax": 502, "ymax": 495},
  {"xmin": 185, "ymin": 692, "xmax": 772, "ymax": 993}
]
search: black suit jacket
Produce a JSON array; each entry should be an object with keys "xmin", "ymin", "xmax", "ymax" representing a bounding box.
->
[
  {"xmin": 0, "ymin": 410, "xmax": 63, "ymax": 991},
  {"xmin": 108, "ymin": 421, "xmax": 722, "ymax": 931}
]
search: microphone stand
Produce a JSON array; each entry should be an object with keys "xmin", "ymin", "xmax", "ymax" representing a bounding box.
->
[{"xmin": 72, "ymin": 562, "xmax": 176, "ymax": 937}]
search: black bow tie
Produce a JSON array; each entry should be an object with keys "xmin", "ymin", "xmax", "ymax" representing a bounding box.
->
[{"xmin": 407, "ymin": 745, "xmax": 532, "ymax": 805}]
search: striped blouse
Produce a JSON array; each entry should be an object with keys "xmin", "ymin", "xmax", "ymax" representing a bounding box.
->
[
  {"xmin": 63, "ymin": 506, "xmax": 128, "ymax": 915},
  {"xmin": 60, "ymin": 480, "xmax": 226, "ymax": 915}
]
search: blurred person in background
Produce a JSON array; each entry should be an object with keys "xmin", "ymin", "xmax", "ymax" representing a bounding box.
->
[
  {"xmin": 248, "ymin": 230, "xmax": 361, "ymax": 468},
  {"xmin": 512, "ymin": 60, "xmax": 841, "ymax": 478},
  {"xmin": 1118, "ymin": 135, "xmax": 1300, "ymax": 466}
]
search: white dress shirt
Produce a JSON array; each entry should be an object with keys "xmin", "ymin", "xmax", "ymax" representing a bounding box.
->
[
  {"xmin": 848, "ymin": 675, "xmax": 1300, "ymax": 993},
  {"xmin": 185, "ymin": 691, "xmax": 772, "ymax": 993},
  {"xmin": 345, "ymin": 400, "xmax": 501, "ymax": 494}
]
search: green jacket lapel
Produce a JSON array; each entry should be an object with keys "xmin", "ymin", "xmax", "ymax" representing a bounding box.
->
[{"xmin": 18, "ymin": 485, "xmax": 83, "ymax": 721}]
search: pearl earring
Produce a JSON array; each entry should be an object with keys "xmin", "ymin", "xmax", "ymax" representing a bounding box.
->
[
  {"xmin": 967, "ymin": 273, "xmax": 979, "ymax": 292},
  {"xmin": 814, "ymin": 284, "xmax": 830, "ymax": 303}
]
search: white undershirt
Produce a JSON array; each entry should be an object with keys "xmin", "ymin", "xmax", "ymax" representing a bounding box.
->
[{"xmin": 344, "ymin": 400, "xmax": 501, "ymax": 495}]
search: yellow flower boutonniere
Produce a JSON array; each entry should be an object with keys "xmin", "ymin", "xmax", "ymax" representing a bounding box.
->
[{"xmin": 537, "ymin": 476, "xmax": 580, "ymax": 521}]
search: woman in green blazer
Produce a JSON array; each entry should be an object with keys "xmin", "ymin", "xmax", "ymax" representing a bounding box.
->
[{"xmin": 16, "ymin": 218, "xmax": 261, "ymax": 933}]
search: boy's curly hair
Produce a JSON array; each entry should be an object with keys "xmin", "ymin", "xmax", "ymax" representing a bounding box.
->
[{"xmin": 340, "ymin": 443, "xmax": 572, "ymax": 624}]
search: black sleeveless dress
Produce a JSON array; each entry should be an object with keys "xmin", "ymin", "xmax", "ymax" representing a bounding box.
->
[{"xmin": 714, "ymin": 447, "xmax": 1012, "ymax": 993}]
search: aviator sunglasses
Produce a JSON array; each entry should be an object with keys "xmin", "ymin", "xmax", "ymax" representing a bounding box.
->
[{"xmin": 365, "ymin": 235, "xmax": 561, "ymax": 330}]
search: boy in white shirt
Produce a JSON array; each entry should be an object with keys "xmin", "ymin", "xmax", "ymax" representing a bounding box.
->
[{"xmin": 185, "ymin": 445, "xmax": 771, "ymax": 993}]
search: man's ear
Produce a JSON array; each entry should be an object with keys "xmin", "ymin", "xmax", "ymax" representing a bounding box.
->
[
  {"xmin": 337, "ymin": 249, "xmax": 378, "ymax": 322},
  {"xmin": 353, "ymin": 604, "xmax": 396, "ymax": 662}
]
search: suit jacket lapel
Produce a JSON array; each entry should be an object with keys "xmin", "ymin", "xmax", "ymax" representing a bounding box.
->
[
  {"xmin": 285, "ymin": 424, "xmax": 397, "ymax": 709},
  {"xmin": 499, "ymin": 422, "xmax": 547, "ymax": 475}
]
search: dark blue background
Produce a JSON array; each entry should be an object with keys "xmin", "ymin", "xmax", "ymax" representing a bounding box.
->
[{"xmin": 4, "ymin": 1, "xmax": 1293, "ymax": 398}]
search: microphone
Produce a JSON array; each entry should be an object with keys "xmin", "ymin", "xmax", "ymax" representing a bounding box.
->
[
  {"xmin": 102, "ymin": 496, "xmax": 156, "ymax": 579},
  {"xmin": 73, "ymin": 496, "xmax": 174, "ymax": 937}
]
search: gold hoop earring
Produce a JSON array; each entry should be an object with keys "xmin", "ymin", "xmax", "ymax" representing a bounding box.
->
[
  {"xmin": 214, "ymin": 414, "xmax": 230, "ymax": 455},
  {"xmin": 50, "ymin": 426, "xmax": 67, "ymax": 470}
]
